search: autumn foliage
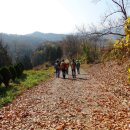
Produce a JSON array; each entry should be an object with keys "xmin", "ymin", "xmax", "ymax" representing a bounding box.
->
[{"xmin": 114, "ymin": 17, "xmax": 130, "ymax": 57}]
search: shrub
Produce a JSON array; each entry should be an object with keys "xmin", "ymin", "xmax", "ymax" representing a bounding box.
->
[
  {"xmin": 14, "ymin": 63, "xmax": 24, "ymax": 78},
  {"xmin": 14, "ymin": 64, "xmax": 21, "ymax": 78},
  {"xmin": 18, "ymin": 63, "xmax": 24, "ymax": 72},
  {"xmin": 9, "ymin": 66, "xmax": 16, "ymax": 81},
  {"xmin": 0, "ymin": 74, "xmax": 3, "ymax": 86},
  {"xmin": 0, "ymin": 67, "xmax": 11, "ymax": 87}
]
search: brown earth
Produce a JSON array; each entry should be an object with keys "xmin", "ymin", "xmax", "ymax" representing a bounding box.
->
[{"xmin": 0, "ymin": 62, "xmax": 130, "ymax": 130}]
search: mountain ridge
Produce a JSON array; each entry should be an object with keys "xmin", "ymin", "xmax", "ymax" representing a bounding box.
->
[{"xmin": 0, "ymin": 31, "xmax": 67, "ymax": 46}]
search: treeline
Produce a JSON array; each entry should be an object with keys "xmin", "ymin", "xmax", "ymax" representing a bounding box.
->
[
  {"xmin": 0, "ymin": 40, "xmax": 12, "ymax": 68},
  {"xmin": 32, "ymin": 43, "xmax": 63, "ymax": 66},
  {"xmin": 0, "ymin": 33, "xmax": 111, "ymax": 70},
  {"xmin": 31, "ymin": 35, "xmax": 110, "ymax": 65},
  {"xmin": 0, "ymin": 40, "xmax": 63, "ymax": 68},
  {"xmin": 61, "ymin": 34, "xmax": 112, "ymax": 63}
]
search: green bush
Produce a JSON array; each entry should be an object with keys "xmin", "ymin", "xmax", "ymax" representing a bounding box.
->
[
  {"xmin": 14, "ymin": 64, "xmax": 21, "ymax": 78},
  {"xmin": 0, "ymin": 67, "xmax": 11, "ymax": 87},
  {"xmin": 18, "ymin": 63, "xmax": 24, "ymax": 72},
  {"xmin": 0, "ymin": 74, "xmax": 3, "ymax": 85},
  {"xmin": 9, "ymin": 66, "xmax": 16, "ymax": 81},
  {"xmin": 14, "ymin": 63, "xmax": 24, "ymax": 78}
]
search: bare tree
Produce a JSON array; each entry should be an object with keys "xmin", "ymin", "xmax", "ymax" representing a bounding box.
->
[
  {"xmin": 62, "ymin": 35, "xmax": 81, "ymax": 58},
  {"xmin": 87, "ymin": 0, "xmax": 130, "ymax": 37}
]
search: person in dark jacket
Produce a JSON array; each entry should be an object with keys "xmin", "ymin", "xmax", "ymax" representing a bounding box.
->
[
  {"xmin": 76, "ymin": 60, "xmax": 80, "ymax": 74},
  {"xmin": 71, "ymin": 59, "xmax": 76, "ymax": 78},
  {"xmin": 54, "ymin": 60, "xmax": 60, "ymax": 78}
]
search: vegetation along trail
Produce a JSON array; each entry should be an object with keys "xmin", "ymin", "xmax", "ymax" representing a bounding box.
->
[{"xmin": 0, "ymin": 68, "xmax": 129, "ymax": 130}]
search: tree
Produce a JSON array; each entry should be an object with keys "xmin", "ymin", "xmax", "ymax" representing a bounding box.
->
[
  {"xmin": 32, "ymin": 43, "xmax": 63, "ymax": 66},
  {"xmin": 48, "ymin": 46, "xmax": 57, "ymax": 63},
  {"xmin": 14, "ymin": 63, "xmax": 24, "ymax": 78},
  {"xmin": 56, "ymin": 46, "xmax": 63, "ymax": 59},
  {"xmin": 9, "ymin": 66, "xmax": 17, "ymax": 81},
  {"xmin": 0, "ymin": 74, "xmax": 3, "ymax": 86},
  {"xmin": 0, "ymin": 67, "xmax": 11, "ymax": 87},
  {"xmin": 63, "ymin": 35, "xmax": 81, "ymax": 58},
  {"xmin": 92, "ymin": 0, "xmax": 130, "ymax": 37},
  {"xmin": 21, "ymin": 55, "xmax": 32, "ymax": 70},
  {"xmin": 32, "ymin": 51, "xmax": 44, "ymax": 67},
  {"xmin": 0, "ymin": 40, "xmax": 12, "ymax": 67},
  {"xmin": 80, "ymin": 36, "xmax": 102, "ymax": 63}
]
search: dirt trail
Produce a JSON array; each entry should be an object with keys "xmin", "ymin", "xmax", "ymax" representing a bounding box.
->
[{"xmin": 0, "ymin": 68, "xmax": 129, "ymax": 130}]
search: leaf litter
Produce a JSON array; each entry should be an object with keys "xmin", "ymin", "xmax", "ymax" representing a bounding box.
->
[{"xmin": 0, "ymin": 61, "xmax": 129, "ymax": 129}]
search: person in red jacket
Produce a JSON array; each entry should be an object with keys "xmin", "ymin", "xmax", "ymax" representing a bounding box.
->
[{"xmin": 60, "ymin": 59, "xmax": 66, "ymax": 79}]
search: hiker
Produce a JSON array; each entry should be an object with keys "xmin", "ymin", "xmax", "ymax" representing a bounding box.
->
[
  {"xmin": 60, "ymin": 59, "xmax": 66, "ymax": 79},
  {"xmin": 54, "ymin": 60, "xmax": 60, "ymax": 78},
  {"xmin": 76, "ymin": 60, "xmax": 80, "ymax": 74},
  {"xmin": 64, "ymin": 59, "xmax": 70, "ymax": 75},
  {"xmin": 71, "ymin": 59, "xmax": 76, "ymax": 78},
  {"xmin": 66, "ymin": 63, "xmax": 69, "ymax": 74}
]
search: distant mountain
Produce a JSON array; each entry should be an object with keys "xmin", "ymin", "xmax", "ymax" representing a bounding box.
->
[
  {"xmin": 0, "ymin": 32, "xmax": 66, "ymax": 46},
  {"xmin": 0, "ymin": 32, "xmax": 67, "ymax": 63},
  {"xmin": 27, "ymin": 32, "xmax": 66, "ymax": 41}
]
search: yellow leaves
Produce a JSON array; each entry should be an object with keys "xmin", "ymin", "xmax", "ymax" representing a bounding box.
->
[
  {"xmin": 124, "ymin": 17, "xmax": 130, "ymax": 35},
  {"xmin": 114, "ymin": 39, "xmax": 120, "ymax": 47},
  {"xmin": 128, "ymin": 68, "xmax": 130, "ymax": 73},
  {"xmin": 126, "ymin": 35, "xmax": 130, "ymax": 43},
  {"xmin": 114, "ymin": 39, "xmax": 126, "ymax": 49},
  {"xmin": 128, "ymin": 67, "xmax": 130, "ymax": 82},
  {"xmin": 114, "ymin": 17, "xmax": 130, "ymax": 56}
]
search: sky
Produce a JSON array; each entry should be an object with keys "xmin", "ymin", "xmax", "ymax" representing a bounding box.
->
[{"xmin": 0, "ymin": 0, "xmax": 124, "ymax": 34}]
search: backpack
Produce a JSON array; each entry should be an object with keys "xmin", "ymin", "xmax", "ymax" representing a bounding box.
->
[
  {"xmin": 60, "ymin": 62, "xmax": 66, "ymax": 70},
  {"xmin": 76, "ymin": 62, "xmax": 80, "ymax": 68},
  {"xmin": 54, "ymin": 63, "xmax": 60, "ymax": 69},
  {"xmin": 71, "ymin": 62, "xmax": 76, "ymax": 70}
]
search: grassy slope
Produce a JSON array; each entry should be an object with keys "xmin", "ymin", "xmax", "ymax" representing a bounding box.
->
[{"xmin": 0, "ymin": 67, "xmax": 54, "ymax": 107}]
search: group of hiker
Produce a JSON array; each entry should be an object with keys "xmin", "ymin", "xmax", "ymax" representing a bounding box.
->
[{"xmin": 54, "ymin": 59, "xmax": 80, "ymax": 79}]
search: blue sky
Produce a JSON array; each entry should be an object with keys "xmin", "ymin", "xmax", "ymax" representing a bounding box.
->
[{"xmin": 0, "ymin": 0, "xmax": 128, "ymax": 34}]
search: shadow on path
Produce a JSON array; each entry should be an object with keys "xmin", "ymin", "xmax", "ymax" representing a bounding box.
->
[
  {"xmin": 60, "ymin": 77, "xmax": 88, "ymax": 81},
  {"xmin": 79, "ymin": 74, "xmax": 87, "ymax": 76}
]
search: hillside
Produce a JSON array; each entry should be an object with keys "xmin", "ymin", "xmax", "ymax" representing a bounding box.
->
[
  {"xmin": 0, "ymin": 32, "xmax": 66, "ymax": 46},
  {"xmin": 0, "ymin": 32, "xmax": 66, "ymax": 64},
  {"xmin": 27, "ymin": 32, "xmax": 66, "ymax": 41}
]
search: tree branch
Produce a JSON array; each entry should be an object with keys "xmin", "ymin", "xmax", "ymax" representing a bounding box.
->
[
  {"xmin": 112, "ymin": 0, "xmax": 127, "ymax": 19},
  {"xmin": 89, "ymin": 31, "xmax": 125, "ymax": 37},
  {"xmin": 103, "ymin": 10, "xmax": 122, "ymax": 23}
]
